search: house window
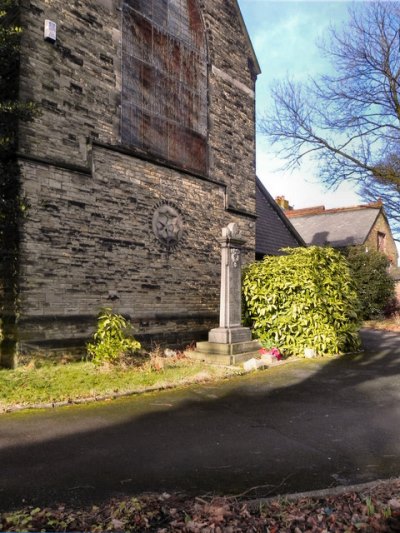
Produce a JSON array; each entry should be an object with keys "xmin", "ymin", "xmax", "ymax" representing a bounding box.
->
[
  {"xmin": 121, "ymin": 0, "xmax": 208, "ymax": 175},
  {"xmin": 377, "ymin": 231, "xmax": 386, "ymax": 253}
]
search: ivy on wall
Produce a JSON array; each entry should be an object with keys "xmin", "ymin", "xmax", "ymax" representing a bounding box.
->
[{"xmin": 0, "ymin": 0, "xmax": 37, "ymax": 368}]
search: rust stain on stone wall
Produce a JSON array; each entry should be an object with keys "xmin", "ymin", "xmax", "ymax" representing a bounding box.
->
[{"xmin": 122, "ymin": 0, "xmax": 207, "ymax": 174}]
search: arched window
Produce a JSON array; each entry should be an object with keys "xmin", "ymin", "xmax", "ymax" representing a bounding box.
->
[{"xmin": 122, "ymin": 0, "xmax": 208, "ymax": 175}]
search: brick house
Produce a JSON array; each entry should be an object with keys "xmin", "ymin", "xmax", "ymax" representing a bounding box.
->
[
  {"xmin": 283, "ymin": 200, "xmax": 399, "ymax": 266},
  {"xmin": 0, "ymin": 0, "xmax": 261, "ymax": 366}
]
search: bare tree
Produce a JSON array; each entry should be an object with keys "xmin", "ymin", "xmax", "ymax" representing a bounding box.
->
[{"xmin": 260, "ymin": 2, "xmax": 400, "ymax": 236}]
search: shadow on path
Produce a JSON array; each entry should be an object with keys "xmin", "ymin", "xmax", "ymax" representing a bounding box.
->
[{"xmin": 1, "ymin": 329, "xmax": 400, "ymax": 511}]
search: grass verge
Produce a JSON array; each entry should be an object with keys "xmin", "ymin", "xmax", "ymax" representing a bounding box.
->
[{"xmin": 0, "ymin": 356, "xmax": 241, "ymax": 413}]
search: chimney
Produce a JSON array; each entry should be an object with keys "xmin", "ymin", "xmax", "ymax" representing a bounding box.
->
[
  {"xmin": 368, "ymin": 198, "xmax": 383, "ymax": 208},
  {"xmin": 275, "ymin": 196, "xmax": 291, "ymax": 210}
]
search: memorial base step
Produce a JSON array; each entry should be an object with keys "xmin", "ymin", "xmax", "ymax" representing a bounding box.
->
[{"xmin": 187, "ymin": 339, "xmax": 262, "ymax": 366}]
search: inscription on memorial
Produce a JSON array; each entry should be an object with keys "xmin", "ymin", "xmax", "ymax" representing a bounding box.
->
[{"xmin": 231, "ymin": 248, "xmax": 240, "ymax": 268}]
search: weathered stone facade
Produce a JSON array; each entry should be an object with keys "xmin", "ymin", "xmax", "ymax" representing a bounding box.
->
[
  {"xmin": 364, "ymin": 212, "xmax": 398, "ymax": 266},
  {"xmin": 1, "ymin": 0, "xmax": 259, "ymax": 362},
  {"xmin": 287, "ymin": 202, "xmax": 399, "ymax": 267}
]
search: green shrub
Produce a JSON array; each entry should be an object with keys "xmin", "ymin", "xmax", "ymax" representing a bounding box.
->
[
  {"xmin": 87, "ymin": 308, "xmax": 141, "ymax": 366},
  {"xmin": 243, "ymin": 246, "xmax": 361, "ymax": 357},
  {"xmin": 343, "ymin": 246, "xmax": 395, "ymax": 319}
]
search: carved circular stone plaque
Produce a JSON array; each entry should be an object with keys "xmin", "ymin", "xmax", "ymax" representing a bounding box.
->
[{"xmin": 152, "ymin": 202, "xmax": 184, "ymax": 250}]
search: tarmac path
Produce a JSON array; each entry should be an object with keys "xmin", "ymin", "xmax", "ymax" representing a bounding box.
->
[{"xmin": 1, "ymin": 328, "xmax": 400, "ymax": 510}]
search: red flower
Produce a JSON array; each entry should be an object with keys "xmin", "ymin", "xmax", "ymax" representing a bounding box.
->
[
  {"xmin": 259, "ymin": 347, "xmax": 282, "ymax": 360},
  {"xmin": 271, "ymin": 348, "xmax": 282, "ymax": 360}
]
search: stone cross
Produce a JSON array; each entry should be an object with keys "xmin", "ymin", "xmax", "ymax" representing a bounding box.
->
[
  {"xmin": 208, "ymin": 223, "xmax": 252, "ymax": 344},
  {"xmin": 191, "ymin": 222, "xmax": 261, "ymax": 364}
]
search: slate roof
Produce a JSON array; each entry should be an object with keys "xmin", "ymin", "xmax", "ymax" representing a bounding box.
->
[
  {"xmin": 287, "ymin": 207, "xmax": 381, "ymax": 247},
  {"xmin": 256, "ymin": 178, "xmax": 305, "ymax": 256}
]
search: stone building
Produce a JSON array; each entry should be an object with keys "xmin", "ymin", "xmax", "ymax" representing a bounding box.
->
[
  {"xmin": 284, "ymin": 200, "xmax": 399, "ymax": 266},
  {"xmin": 0, "ymin": 0, "xmax": 260, "ymax": 366}
]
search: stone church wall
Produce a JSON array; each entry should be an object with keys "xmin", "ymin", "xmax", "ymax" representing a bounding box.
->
[{"xmin": 7, "ymin": 0, "xmax": 258, "ymax": 354}]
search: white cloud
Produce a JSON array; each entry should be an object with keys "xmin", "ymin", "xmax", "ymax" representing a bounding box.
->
[
  {"xmin": 239, "ymin": 1, "xmax": 400, "ymax": 253},
  {"xmin": 256, "ymin": 148, "xmax": 362, "ymax": 210},
  {"xmin": 240, "ymin": 0, "xmax": 359, "ymax": 209}
]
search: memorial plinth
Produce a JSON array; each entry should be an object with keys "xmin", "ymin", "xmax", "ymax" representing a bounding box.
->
[{"xmin": 191, "ymin": 223, "xmax": 261, "ymax": 365}]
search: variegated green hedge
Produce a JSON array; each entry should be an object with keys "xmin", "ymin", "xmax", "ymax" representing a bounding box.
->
[
  {"xmin": 344, "ymin": 246, "xmax": 395, "ymax": 319},
  {"xmin": 243, "ymin": 246, "xmax": 361, "ymax": 357}
]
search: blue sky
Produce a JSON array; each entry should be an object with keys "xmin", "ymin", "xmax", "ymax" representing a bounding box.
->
[{"xmin": 237, "ymin": 0, "xmax": 363, "ymax": 210}]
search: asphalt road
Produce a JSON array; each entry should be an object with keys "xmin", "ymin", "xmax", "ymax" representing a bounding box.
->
[{"xmin": 1, "ymin": 328, "xmax": 400, "ymax": 511}]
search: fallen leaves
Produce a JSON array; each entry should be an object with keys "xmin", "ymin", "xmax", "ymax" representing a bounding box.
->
[{"xmin": 2, "ymin": 479, "xmax": 400, "ymax": 532}]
